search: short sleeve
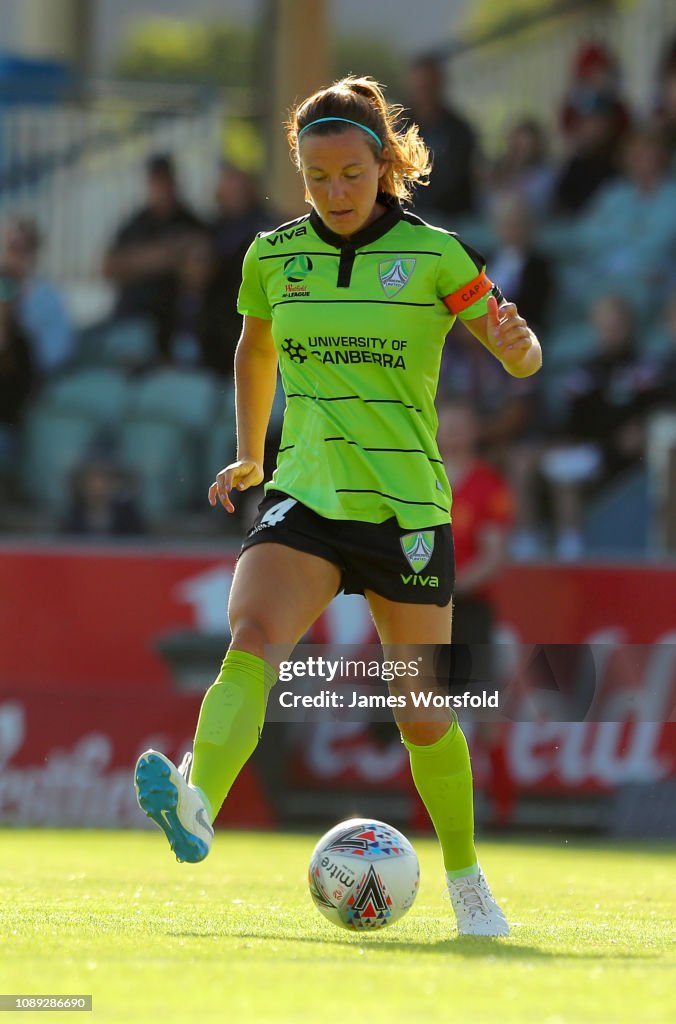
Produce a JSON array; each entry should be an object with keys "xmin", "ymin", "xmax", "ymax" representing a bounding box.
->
[
  {"xmin": 237, "ymin": 237, "xmax": 272, "ymax": 320},
  {"xmin": 437, "ymin": 234, "xmax": 500, "ymax": 322}
]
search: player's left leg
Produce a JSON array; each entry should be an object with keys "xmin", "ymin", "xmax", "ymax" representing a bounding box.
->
[{"xmin": 365, "ymin": 592, "xmax": 509, "ymax": 937}]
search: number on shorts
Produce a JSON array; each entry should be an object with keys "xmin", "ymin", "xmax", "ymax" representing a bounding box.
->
[{"xmin": 260, "ymin": 497, "xmax": 297, "ymax": 526}]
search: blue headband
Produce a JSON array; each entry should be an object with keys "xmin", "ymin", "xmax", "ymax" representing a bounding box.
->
[{"xmin": 298, "ymin": 117, "xmax": 383, "ymax": 147}]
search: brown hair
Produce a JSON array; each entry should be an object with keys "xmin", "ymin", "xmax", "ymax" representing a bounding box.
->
[{"xmin": 287, "ymin": 75, "xmax": 431, "ymax": 203}]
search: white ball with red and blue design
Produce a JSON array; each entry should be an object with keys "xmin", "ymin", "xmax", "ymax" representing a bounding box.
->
[{"xmin": 308, "ymin": 818, "xmax": 420, "ymax": 931}]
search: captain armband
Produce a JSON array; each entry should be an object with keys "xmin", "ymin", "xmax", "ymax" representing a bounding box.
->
[{"xmin": 442, "ymin": 270, "xmax": 496, "ymax": 315}]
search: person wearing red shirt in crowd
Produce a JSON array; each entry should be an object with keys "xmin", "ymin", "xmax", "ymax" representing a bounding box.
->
[
  {"xmin": 437, "ymin": 398, "xmax": 516, "ymax": 827},
  {"xmin": 438, "ymin": 399, "xmax": 513, "ymax": 641}
]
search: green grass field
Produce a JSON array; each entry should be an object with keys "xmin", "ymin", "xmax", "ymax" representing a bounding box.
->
[{"xmin": 0, "ymin": 830, "xmax": 674, "ymax": 1024}]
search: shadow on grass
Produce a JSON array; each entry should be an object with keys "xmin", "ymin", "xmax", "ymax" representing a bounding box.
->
[{"xmin": 163, "ymin": 929, "xmax": 659, "ymax": 961}]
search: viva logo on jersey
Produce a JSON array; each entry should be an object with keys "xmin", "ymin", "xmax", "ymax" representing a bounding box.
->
[
  {"xmin": 379, "ymin": 258, "xmax": 416, "ymax": 297},
  {"xmin": 400, "ymin": 531, "xmax": 434, "ymax": 572}
]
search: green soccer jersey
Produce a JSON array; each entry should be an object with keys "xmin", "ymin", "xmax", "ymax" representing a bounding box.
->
[{"xmin": 237, "ymin": 194, "xmax": 500, "ymax": 529}]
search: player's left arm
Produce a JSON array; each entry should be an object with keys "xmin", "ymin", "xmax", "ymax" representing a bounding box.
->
[{"xmin": 463, "ymin": 296, "xmax": 542, "ymax": 378}]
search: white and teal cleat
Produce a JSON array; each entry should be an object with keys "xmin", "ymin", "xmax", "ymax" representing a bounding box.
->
[
  {"xmin": 446, "ymin": 868, "xmax": 510, "ymax": 937},
  {"xmin": 134, "ymin": 749, "xmax": 214, "ymax": 864}
]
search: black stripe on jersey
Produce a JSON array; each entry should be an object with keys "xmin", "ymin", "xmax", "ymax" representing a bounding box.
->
[
  {"xmin": 354, "ymin": 249, "xmax": 443, "ymax": 257},
  {"xmin": 260, "ymin": 249, "xmax": 444, "ymax": 261},
  {"xmin": 271, "ymin": 299, "xmax": 435, "ymax": 309},
  {"xmin": 324, "ymin": 437, "xmax": 444, "ymax": 463},
  {"xmin": 287, "ymin": 394, "xmax": 422, "ymax": 413},
  {"xmin": 277, "ymin": 445, "xmax": 295, "ymax": 453},
  {"xmin": 335, "ymin": 487, "xmax": 448, "ymax": 512},
  {"xmin": 258, "ymin": 251, "xmax": 338, "ymax": 261},
  {"xmin": 287, "ymin": 393, "xmax": 360, "ymax": 401}
]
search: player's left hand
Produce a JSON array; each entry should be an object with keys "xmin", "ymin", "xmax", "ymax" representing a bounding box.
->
[{"xmin": 486, "ymin": 296, "xmax": 532, "ymax": 359}]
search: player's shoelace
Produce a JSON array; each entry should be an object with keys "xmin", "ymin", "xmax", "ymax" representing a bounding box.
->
[
  {"xmin": 453, "ymin": 885, "xmax": 489, "ymax": 914},
  {"xmin": 445, "ymin": 877, "xmax": 494, "ymax": 916}
]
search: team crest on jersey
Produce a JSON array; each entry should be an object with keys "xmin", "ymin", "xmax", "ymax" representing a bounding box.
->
[
  {"xmin": 379, "ymin": 258, "xmax": 416, "ymax": 297},
  {"xmin": 400, "ymin": 531, "xmax": 434, "ymax": 572}
]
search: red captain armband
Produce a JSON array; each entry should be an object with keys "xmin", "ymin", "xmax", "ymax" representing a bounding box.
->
[{"xmin": 442, "ymin": 270, "xmax": 493, "ymax": 315}]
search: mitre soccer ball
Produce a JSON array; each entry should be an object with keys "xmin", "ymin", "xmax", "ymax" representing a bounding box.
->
[{"xmin": 308, "ymin": 818, "xmax": 420, "ymax": 931}]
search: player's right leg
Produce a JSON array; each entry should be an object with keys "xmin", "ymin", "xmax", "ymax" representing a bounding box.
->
[{"xmin": 135, "ymin": 542, "xmax": 341, "ymax": 862}]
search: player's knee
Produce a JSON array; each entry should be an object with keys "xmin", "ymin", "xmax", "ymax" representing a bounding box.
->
[{"xmin": 229, "ymin": 617, "xmax": 275, "ymax": 659}]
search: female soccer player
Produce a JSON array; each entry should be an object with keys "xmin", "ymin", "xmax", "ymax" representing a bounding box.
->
[{"xmin": 135, "ymin": 76, "xmax": 542, "ymax": 937}]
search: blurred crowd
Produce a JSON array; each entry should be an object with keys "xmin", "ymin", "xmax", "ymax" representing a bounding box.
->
[{"xmin": 0, "ymin": 39, "xmax": 675, "ymax": 559}]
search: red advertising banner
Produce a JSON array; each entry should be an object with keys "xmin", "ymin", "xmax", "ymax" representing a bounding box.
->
[
  {"xmin": 0, "ymin": 693, "xmax": 275, "ymax": 829},
  {"xmin": 1, "ymin": 543, "xmax": 674, "ymax": 827},
  {"xmin": 2, "ymin": 544, "xmax": 675, "ymax": 690}
]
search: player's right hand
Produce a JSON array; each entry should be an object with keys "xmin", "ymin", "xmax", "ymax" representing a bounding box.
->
[{"xmin": 208, "ymin": 459, "xmax": 264, "ymax": 513}]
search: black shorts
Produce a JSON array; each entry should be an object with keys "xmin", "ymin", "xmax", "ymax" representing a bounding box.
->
[{"xmin": 239, "ymin": 490, "xmax": 454, "ymax": 606}]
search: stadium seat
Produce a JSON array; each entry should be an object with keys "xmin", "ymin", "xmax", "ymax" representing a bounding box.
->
[
  {"xmin": 71, "ymin": 318, "xmax": 155, "ymax": 370},
  {"xmin": 101, "ymin": 318, "xmax": 156, "ymax": 369},
  {"xmin": 584, "ymin": 467, "xmax": 650, "ymax": 555},
  {"xmin": 40, "ymin": 368, "xmax": 133, "ymax": 425},
  {"xmin": 131, "ymin": 368, "xmax": 219, "ymax": 434},
  {"xmin": 118, "ymin": 417, "xmax": 195, "ymax": 522},
  {"xmin": 20, "ymin": 407, "xmax": 100, "ymax": 513},
  {"xmin": 70, "ymin": 320, "xmax": 112, "ymax": 368}
]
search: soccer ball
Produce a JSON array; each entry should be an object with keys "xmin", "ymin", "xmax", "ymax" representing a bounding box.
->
[{"xmin": 308, "ymin": 818, "xmax": 419, "ymax": 931}]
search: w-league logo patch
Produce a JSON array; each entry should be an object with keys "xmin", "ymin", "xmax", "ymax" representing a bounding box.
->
[
  {"xmin": 400, "ymin": 531, "xmax": 434, "ymax": 572},
  {"xmin": 379, "ymin": 258, "xmax": 416, "ymax": 297}
]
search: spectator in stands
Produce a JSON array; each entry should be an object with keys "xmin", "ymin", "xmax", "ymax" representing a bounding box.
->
[
  {"xmin": 405, "ymin": 55, "xmax": 478, "ymax": 218},
  {"xmin": 103, "ymin": 153, "xmax": 205, "ymax": 345},
  {"xmin": 474, "ymin": 193, "xmax": 552, "ymax": 559},
  {"xmin": 487, "ymin": 193, "xmax": 553, "ymax": 336},
  {"xmin": 0, "ymin": 268, "xmax": 34, "ymax": 466},
  {"xmin": 541, "ymin": 294, "xmax": 662, "ymax": 560},
  {"xmin": 440, "ymin": 306, "xmax": 546, "ymax": 557},
  {"xmin": 61, "ymin": 452, "xmax": 145, "ymax": 537},
  {"xmin": 1, "ymin": 217, "xmax": 73, "ymax": 376},
  {"xmin": 159, "ymin": 235, "xmax": 233, "ymax": 375},
  {"xmin": 439, "ymin": 315, "xmax": 541, "ymax": 466},
  {"xmin": 436, "ymin": 399, "xmax": 516, "ymax": 827},
  {"xmin": 437, "ymin": 399, "xmax": 513, "ymax": 640},
  {"xmin": 559, "ymin": 41, "xmax": 631, "ymax": 143},
  {"xmin": 210, "ymin": 163, "xmax": 275, "ymax": 368},
  {"xmin": 654, "ymin": 63, "xmax": 676, "ymax": 170},
  {"xmin": 566, "ymin": 126, "xmax": 676, "ymax": 315},
  {"xmin": 653, "ymin": 289, "xmax": 676, "ymax": 405},
  {"xmin": 488, "ymin": 119, "xmax": 556, "ymax": 218},
  {"xmin": 553, "ymin": 90, "xmax": 625, "ymax": 214}
]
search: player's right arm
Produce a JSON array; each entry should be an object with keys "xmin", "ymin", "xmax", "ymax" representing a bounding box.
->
[{"xmin": 209, "ymin": 314, "xmax": 277, "ymax": 513}]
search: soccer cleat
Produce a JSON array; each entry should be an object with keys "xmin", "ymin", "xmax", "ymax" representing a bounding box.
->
[
  {"xmin": 134, "ymin": 749, "xmax": 214, "ymax": 864},
  {"xmin": 446, "ymin": 868, "xmax": 510, "ymax": 937}
]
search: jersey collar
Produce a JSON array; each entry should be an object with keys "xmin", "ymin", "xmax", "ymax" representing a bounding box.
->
[{"xmin": 309, "ymin": 192, "xmax": 404, "ymax": 249}]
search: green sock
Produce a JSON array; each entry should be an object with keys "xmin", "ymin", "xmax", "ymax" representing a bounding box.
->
[
  {"xmin": 190, "ymin": 649, "xmax": 277, "ymax": 820},
  {"xmin": 403, "ymin": 717, "xmax": 478, "ymax": 874}
]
